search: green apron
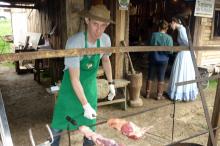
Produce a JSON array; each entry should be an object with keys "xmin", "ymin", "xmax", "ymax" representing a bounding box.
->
[{"xmin": 51, "ymin": 32, "xmax": 100, "ymax": 131}]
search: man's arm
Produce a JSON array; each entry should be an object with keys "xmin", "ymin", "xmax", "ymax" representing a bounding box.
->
[
  {"xmin": 102, "ymin": 55, "xmax": 115, "ymax": 101},
  {"xmin": 102, "ymin": 55, "xmax": 113, "ymax": 82},
  {"xmin": 69, "ymin": 67, "xmax": 88, "ymax": 106},
  {"xmin": 69, "ymin": 67, "xmax": 97, "ymax": 119}
]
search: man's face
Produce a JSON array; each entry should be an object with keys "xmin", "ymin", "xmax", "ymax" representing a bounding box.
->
[{"xmin": 86, "ymin": 18, "xmax": 109, "ymax": 41}]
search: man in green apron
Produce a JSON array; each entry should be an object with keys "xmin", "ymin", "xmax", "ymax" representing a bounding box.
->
[{"xmin": 50, "ymin": 4, "xmax": 115, "ymax": 146}]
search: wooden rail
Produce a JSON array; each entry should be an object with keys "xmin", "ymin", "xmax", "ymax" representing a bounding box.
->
[{"xmin": 0, "ymin": 46, "xmax": 219, "ymax": 62}]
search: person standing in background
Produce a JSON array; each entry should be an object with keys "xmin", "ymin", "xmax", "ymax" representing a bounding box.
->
[
  {"xmin": 146, "ymin": 20, "xmax": 173, "ymax": 100},
  {"xmin": 167, "ymin": 17, "xmax": 198, "ymax": 101}
]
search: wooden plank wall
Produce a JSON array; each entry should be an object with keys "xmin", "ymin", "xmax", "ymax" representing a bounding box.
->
[
  {"xmin": 26, "ymin": 0, "xmax": 68, "ymax": 83},
  {"xmin": 66, "ymin": 0, "xmax": 84, "ymax": 38},
  {"xmin": 196, "ymin": 1, "xmax": 220, "ymax": 66},
  {"xmin": 27, "ymin": 0, "xmax": 67, "ymax": 49}
]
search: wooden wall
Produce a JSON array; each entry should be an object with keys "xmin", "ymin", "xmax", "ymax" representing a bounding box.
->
[
  {"xmin": 27, "ymin": 0, "xmax": 67, "ymax": 49},
  {"xmin": 27, "ymin": 0, "xmax": 67, "ymax": 83},
  {"xmin": 196, "ymin": 0, "xmax": 220, "ymax": 66},
  {"xmin": 66, "ymin": 0, "xmax": 84, "ymax": 38}
]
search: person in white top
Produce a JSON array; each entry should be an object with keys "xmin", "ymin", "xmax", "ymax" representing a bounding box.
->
[{"xmin": 167, "ymin": 17, "xmax": 198, "ymax": 101}]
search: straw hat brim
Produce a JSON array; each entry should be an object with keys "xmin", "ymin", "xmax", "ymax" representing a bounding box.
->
[{"xmin": 79, "ymin": 10, "xmax": 115, "ymax": 24}]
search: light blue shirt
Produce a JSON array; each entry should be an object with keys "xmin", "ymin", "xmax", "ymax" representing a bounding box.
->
[
  {"xmin": 177, "ymin": 25, "xmax": 188, "ymax": 46},
  {"xmin": 64, "ymin": 32, "xmax": 111, "ymax": 70}
]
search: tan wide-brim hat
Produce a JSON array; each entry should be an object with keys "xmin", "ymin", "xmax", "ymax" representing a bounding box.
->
[{"xmin": 79, "ymin": 4, "xmax": 115, "ymax": 24}]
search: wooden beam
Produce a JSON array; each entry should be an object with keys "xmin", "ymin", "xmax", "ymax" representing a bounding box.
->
[
  {"xmin": 124, "ymin": 8, "xmax": 129, "ymax": 75},
  {"xmin": 193, "ymin": 17, "xmax": 202, "ymax": 65},
  {"xmin": 208, "ymin": 78, "xmax": 220, "ymax": 146},
  {"xmin": 0, "ymin": 46, "xmax": 220, "ymax": 62},
  {"xmin": 114, "ymin": 2, "xmax": 127, "ymax": 79},
  {"xmin": 0, "ymin": 0, "xmax": 37, "ymax": 3},
  {"xmin": 0, "ymin": 4, "xmax": 37, "ymax": 9}
]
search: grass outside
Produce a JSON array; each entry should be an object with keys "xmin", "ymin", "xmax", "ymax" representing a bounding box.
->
[
  {"xmin": 209, "ymin": 79, "xmax": 218, "ymax": 89},
  {"xmin": 0, "ymin": 62, "xmax": 15, "ymax": 67},
  {"xmin": 0, "ymin": 19, "xmax": 12, "ymax": 54},
  {"xmin": 0, "ymin": 19, "xmax": 14, "ymax": 67}
]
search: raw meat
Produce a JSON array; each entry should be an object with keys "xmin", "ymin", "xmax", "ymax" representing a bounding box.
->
[
  {"xmin": 107, "ymin": 118, "xmax": 148, "ymax": 140},
  {"xmin": 107, "ymin": 118, "xmax": 127, "ymax": 131},
  {"xmin": 79, "ymin": 126, "xmax": 124, "ymax": 146}
]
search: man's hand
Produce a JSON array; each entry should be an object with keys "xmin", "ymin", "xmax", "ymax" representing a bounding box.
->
[
  {"xmin": 107, "ymin": 84, "xmax": 116, "ymax": 101},
  {"xmin": 83, "ymin": 103, "xmax": 97, "ymax": 120}
]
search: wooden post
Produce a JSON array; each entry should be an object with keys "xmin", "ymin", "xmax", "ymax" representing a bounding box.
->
[
  {"xmin": 193, "ymin": 17, "xmax": 202, "ymax": 66},
  {"xmin": 208, "ymin": 78, "xmax": 220, "ymax": 146},
  {"xmin": 114, "ymin": 2, "xmax": 128, "ymax": 79},
  {"xmin": 124, "ymin": 7, "xmax": 129, "ymax": 75}
]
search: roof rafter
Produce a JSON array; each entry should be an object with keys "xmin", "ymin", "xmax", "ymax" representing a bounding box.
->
[{"xmin": 0, "ymin": 0, "xmax": 42, "ymax": 9}]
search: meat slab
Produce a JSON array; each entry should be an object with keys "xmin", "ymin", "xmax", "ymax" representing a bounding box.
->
[
  {"xmin": 79, "ymin": 126, "xmax": 124, "ymax": 146},
  {"xmin": 107, "ymin": 118, "xmax": 148, "ymax": 140}
]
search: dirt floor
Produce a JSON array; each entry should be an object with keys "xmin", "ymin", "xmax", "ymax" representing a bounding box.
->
[{"xmin": 0, "ymin": 63, "xmax": 219, "ymax": 146}]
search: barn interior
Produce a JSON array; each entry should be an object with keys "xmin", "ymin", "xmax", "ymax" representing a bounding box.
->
[{"xmin": 128, "ymin": 0, "xmax": 196, "ymax": 74}]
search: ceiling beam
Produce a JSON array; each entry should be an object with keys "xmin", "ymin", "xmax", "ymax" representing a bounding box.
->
[
  {"xmin": 0, "ymin": 0, "xmax": 37, "ymax": 3},
  {"xmin": 0, "ymin": 0, "xmax": 41, "ymax": 9},
  {"xmin": 0, "ymin": 4, "xmax": 37, "ymax": 9}
]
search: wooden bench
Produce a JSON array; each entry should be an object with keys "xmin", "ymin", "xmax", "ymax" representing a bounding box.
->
[
  {"xmin": 46, "ymin": 79, "xmax": 130, "ymax": 110},
  {"xmin": 97, "ymin": 79, "xmax": 130, "ymax": 110},
  {"xmin": 14, "ymin": 49, "xmax": 36, "ymax": 74}
]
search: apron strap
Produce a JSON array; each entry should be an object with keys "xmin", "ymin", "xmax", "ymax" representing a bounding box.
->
[{"xmin": 84, "ymin": 31, "xmax": 100, "ymax": 48}]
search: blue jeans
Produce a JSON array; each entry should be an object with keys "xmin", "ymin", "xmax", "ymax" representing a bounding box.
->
[
  {"xmin": 148, "ymin": 62, "xmax": 168, "ymax": 82},
  {"xmin": 51, "ymin": 128, "xmax": 95, "ymax": 146}
]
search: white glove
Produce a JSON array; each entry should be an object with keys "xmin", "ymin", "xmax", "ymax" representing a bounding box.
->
[
  {"xmin": 83, "ymin": 103, "xmax": 97, "ymax": 120},
  {"xmin": 107, "ymin": 84, "xmax": 116, "ymax": 101}
]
